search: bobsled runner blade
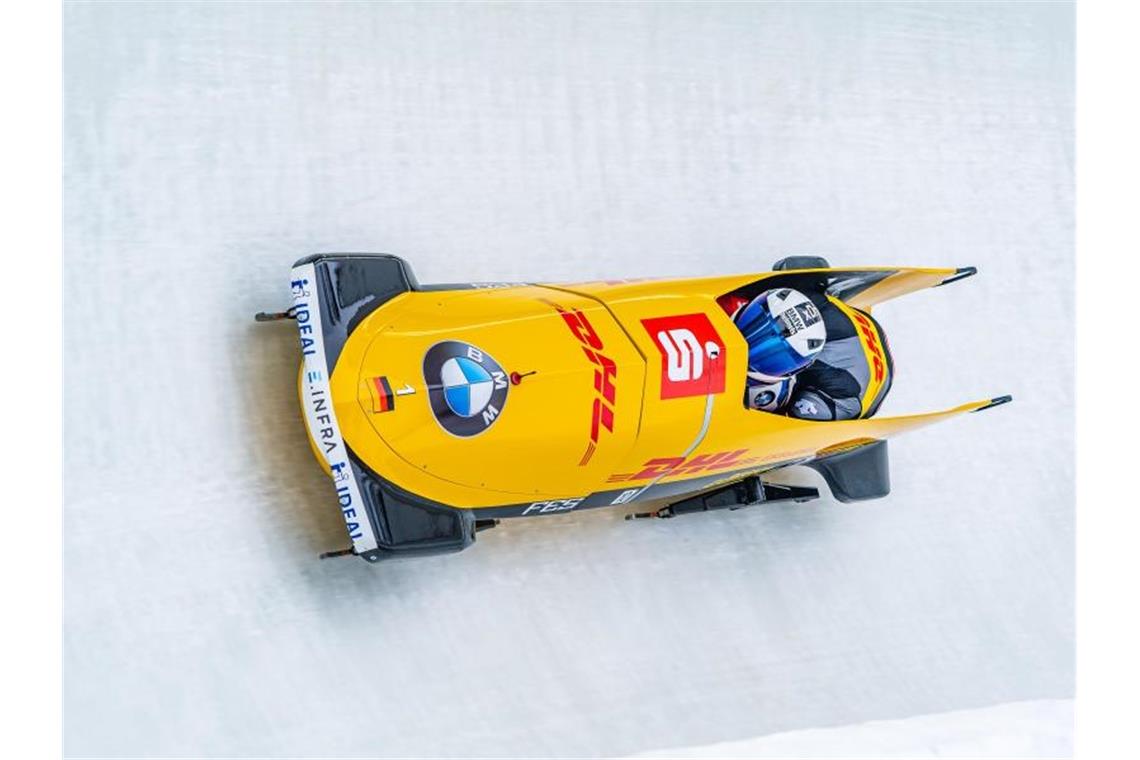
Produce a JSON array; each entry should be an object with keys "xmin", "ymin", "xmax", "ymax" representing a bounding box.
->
[
  {"xmin": 255, "ymin": 307, "xmax": 299, "ymax": 322},
  {"xmin": 626, "ymin": 477, "xmax": 820, "ymax": 519}
]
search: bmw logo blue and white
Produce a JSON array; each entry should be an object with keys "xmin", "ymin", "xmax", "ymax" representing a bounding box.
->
[{"xmin": 423, "ymin": 341, "xmax": 509, "ymax": 437}]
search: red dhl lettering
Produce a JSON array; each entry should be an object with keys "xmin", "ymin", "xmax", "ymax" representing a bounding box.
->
[
  {"xmin": 609, "ymin": 449, "xmax": 757, "ymax": 482},
  {"xmin": 548, "ymin": 302, "xmax": 618, "ymax": 465},
  {"xmin": 852, "ymin": 311, "xmax": 885, "ymax": 382},
  {"xmin": 630, "ymin": 456, "xmax": 685, "ymax": 481},
  {"xmin": 561, "ymin": 308, "xmax": 603, "ymax": 351},
  {"xmin": 583, "ymin": 346, "xmax": 617, "ymax": 405}
]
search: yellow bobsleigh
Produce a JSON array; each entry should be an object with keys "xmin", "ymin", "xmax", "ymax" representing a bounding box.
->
[{"xmin": 261, "ymin": 254, "xmax": 1010, "ymax": 563}]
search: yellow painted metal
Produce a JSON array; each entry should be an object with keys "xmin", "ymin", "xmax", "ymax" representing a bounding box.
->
[
  {"xmin": 845, "ymin": 268, "xmax": 954, "ymax": 311},
  {"xmin": 330, "ymin": 285, "xmax": 646, "ymax": 504},
  {"xmin": 302, "ymin": 268, "xmax": 994, "ymax": 509}
]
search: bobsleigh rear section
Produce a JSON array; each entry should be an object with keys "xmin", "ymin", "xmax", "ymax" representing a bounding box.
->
[{"xmin": 276, "ymin": 253, "xmax": 1010, "ymax": 563}]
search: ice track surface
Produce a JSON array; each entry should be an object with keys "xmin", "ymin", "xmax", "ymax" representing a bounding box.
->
[{"xmin": 65, "ymin": 2, "xmax": 1073, "ymax": 756}]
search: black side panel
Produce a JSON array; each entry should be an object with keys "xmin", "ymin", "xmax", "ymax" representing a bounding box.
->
[
  {"xmin": 349, "ymin": 450, "xmax": 476, "ymax": 562},
  {"xmin": 807, "ymin": 440, "xmax": 891, "ymax": 503},
  {"xmin": 293, "ymin": 253, "xmax": 418, "ymax": 373}
]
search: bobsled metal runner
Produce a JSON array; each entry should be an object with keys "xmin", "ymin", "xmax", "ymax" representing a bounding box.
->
[{"xmin": 256, "ymin": 254, "xmax": 1010, "ymax": 563}]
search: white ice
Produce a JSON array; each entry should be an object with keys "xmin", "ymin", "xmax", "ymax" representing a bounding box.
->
[{"xmin": 633, "ymin": 699, "xmax": 1073, "ymax": 758}]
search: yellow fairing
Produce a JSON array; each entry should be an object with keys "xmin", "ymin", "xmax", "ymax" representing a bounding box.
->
[
  {"xmin": 316, "ymin": 267, "xmax": 997, "ymax": 509},
  {"xmin": 844, "ymin": 268, "xmax": 955, "ymax": 311},
  {"xmin": 331, "ymin": 285, "xmax": 646, "ymax": 504}
]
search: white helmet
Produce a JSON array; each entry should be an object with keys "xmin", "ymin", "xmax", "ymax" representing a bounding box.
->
[{"xmin": 733, "ymin": 288, "xmax": 827, "ymax": 382}]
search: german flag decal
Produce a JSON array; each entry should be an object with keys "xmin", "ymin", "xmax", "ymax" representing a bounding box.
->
[{"xmin": 367, "ymin": 376, "xmax": 396, "ymax": 413}]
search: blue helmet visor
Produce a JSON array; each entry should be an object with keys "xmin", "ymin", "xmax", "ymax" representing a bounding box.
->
[{"xmin": 735, "ymin": 297, "xmax": 814, "ymax": 378}]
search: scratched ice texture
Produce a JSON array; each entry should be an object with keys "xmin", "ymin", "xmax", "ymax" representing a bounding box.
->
[{"xmin": 64, "ymin": 2, "xmax": 1073, "ymax": 757}]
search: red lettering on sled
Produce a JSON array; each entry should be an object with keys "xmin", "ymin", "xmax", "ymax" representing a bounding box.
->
[
  {"xmin": 641, "ymin": 314, "xmax": 726, "ymax": 399},
  {"xmin": 852, "ymin": 311, "xmax": 886, "ymax": 383},
  {"xmin": 548, "ymin": 301, "xmax": 619, "ymax": 466}
]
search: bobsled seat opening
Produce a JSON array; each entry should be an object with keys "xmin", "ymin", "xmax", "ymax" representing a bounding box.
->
[{"xmin": 724, "ymin": 272, "xmax": 894, "ymax": 421}]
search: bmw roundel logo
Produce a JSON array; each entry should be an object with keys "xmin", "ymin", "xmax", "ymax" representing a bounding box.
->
[{"xmin": 423, "ymin": 341, "xmax": 509, "ymax": 437}]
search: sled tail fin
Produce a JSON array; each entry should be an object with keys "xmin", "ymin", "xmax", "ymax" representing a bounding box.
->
[
  {"xmin": 752, "ymin": 265, "xmax": 978, "ymax": 312},
  {"xmin": 828, "ymin": 394, "xmax": 1012, "ymax": 441},
  {"xmin": 799, "ymin": 394, "xmax": 1011, "ymax": 502},
  {"xmin": 836, "ymin": 266, "xmax": 977, "ymax": 310},
  {"xmin": 969, "ymin": 394, "xmax": 1012, "ymax": 413}
]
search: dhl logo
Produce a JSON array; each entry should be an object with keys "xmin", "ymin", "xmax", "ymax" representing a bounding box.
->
[
  {"xmin": 608, "ymin": 449, "xmax": 758, "ymax": 482},
  {"xmin": 548, "ymin": 302, "xmax": 617, "ymax": 466},
  {"xmin": 851, "ymin": 310, "xmax": 886, "ymax": 382}
]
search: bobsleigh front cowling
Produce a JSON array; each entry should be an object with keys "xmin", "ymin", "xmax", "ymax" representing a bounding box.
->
[
  {"xmin": 285, "ymin": 254, "xmax": 1009, "ymax": 563},
  {"xmin": 290, "ymin": 255, "xmax": 480, "ymax": 562}
]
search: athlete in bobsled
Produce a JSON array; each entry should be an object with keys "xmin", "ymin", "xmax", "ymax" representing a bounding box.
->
[
  {"xmin": 258, "ymin": 252, "xmax": 1009, "ymax": 562},
  {"xmin": 729, "ymin": 286, "xmax": 892, "ymax": 420}
]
